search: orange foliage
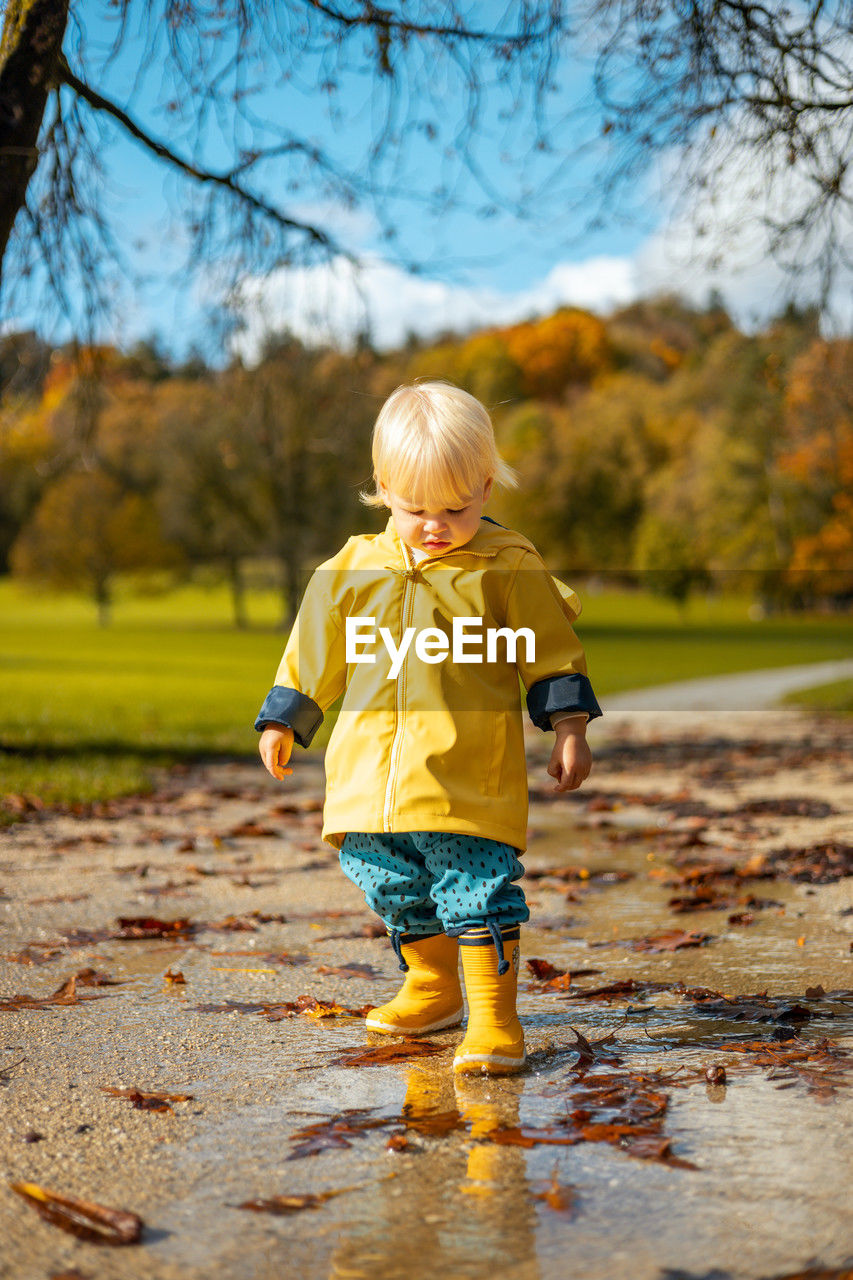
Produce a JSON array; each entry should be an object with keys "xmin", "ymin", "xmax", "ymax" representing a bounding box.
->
[
  {"xmin": 780, "ymin": 339, "xmax": 853, "ymax": 583},
  {"xmin": 502, "ymin": 309, "xmax": 610, "ymax": 399}
]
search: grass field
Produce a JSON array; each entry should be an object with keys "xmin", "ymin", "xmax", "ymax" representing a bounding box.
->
[
  {"xmin": 1, "ymin": 576, "xmax": 851, "ymax": 811},
  {"xmin": 781, "ymin": 678, "xmax": 853, "ymax": 715}
]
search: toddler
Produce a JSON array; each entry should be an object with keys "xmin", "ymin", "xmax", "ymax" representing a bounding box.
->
[{"xmin": 256, "ymin": 381, "xmax": 601, "ymax": 1074}]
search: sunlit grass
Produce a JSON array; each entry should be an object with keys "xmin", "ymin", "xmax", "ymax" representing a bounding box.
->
[{"xmin": 780, "ymin": 678, "xmax": 853, "ymax": 716}]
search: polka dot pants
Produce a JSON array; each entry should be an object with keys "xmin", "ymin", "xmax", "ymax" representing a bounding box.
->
[{"xmin": 339, "ymin": 831, "xmax": 529, "ymax": 936}]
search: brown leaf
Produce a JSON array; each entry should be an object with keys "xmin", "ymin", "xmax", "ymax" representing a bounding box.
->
[
  {"xmin": 228, "ymin": 822, "xmax": 280, "ymax": 838},
  {"xmin": 321, "ymin": 921, "xmax": 388, "ymax": 940},
  {"xmin": 163, "ymin": 968, "xmax": 186, "ymax": 984},
  {"xmin": 101, "ymin": 1087, "xmax": 194, "ymax": 1112},
  {"xmin": 386, "ymin": 1133, "xmax": 411, "ymax": 1151},
  {"xmin": 287, "ymin": 1110, "xmax": 389, "ymax": 1159},
  {"xmin": 527, "ymin": 958, "xmax": 563, "ymax": 980},
  {"xmin": 0, "ymin": 974, "xmax": 110, "ymax": 1012},
  {"xmin": 532, "ymin": 1174, "xmax": 577, "ymax": 1215},
  {"xmin": 570, "ymin": 978, "xmax": 671, "ymax": 1002},
  {"xmin": 328, "ymin": 1039, "xmax": 447, "ymax": 1068},
  {"xmin": 1, "ymin": 944, "xmax": 64, "ymax": 965},
  {"xmin": 315, "ymin": 963, "xmax": 382, "ymax": 979},
  {"xmin": 73, "ymin": 968, "xmax": 124, "ymax": 987},
  {"xmin": 627, "ymin": 929, "xmax": 713, "ymax": 952},
  {"xmin": 728, "ymin": 910, "xmax": 756, "ymax": 926},
  {"xmin": 203, "ymin": 914, "xmax": 259, "ymax": 933},
  {"xmin": 191, "ymin": 994, "xmax": 370, "ymax": 1021},
  {"xmin": 112, "ymin": 916, "xmax": 195, "ymax": 940},
  {"xmin": 623, "ymin": 1133, "xmax": 698, "ymax": 1169},
  {"xmin": 10, "ymin": 1182, "xmax": 143, "ymax": 1244},
  {"xmin": 236, "ymin": 1189, "xmax": 345, "ymax": 1214}
]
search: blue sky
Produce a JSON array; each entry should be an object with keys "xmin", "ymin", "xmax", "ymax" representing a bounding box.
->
[{"xmin": 6, "ymin": 4, "xmax": 851, "ymax": 361}]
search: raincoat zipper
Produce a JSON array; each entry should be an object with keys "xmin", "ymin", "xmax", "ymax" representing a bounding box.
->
[
  {"xmin": 383, "ymin": 560, "xmax": 416, "ymax": 830},
  {"xmin": 380, "ymin": 536, "xmax": 512, "ymax": 832}
]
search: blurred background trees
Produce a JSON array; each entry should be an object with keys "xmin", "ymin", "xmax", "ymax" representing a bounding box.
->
[{"xmin": 2, "ymin": 296, "xmax": 849, "ymax": 622}]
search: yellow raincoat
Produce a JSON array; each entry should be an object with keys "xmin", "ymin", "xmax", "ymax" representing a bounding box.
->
[{"xmin": 255, "ymin": 517, "xmax": 601, "ymax": 851}]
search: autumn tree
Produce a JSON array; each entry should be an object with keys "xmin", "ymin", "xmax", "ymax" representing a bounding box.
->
[
  {"xmin": 780, "ymin": 337, "xmax": 853, "ymax": 599},
  {"xmin": 233, "ymin": 337, "xmax": 378, "ymax": 625},
  {"xmin": 503, "ymin": 309, "xmax": 611, "ymax": 400},
  {"xmin": 10, "ymin": 470, "xmax": 177, "ymax": 624},
  {"xmin": 153, "ymin": 375, "xmax": 266, "ymax": 628}
]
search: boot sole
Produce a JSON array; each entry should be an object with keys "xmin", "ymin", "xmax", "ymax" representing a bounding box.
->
[
  {"xmin": 365, "ymin": 1007, "xmax": 464, "ymax": 1035},
  {"xmin": 453, "ymin": 1050, "xmax": 526, "ymax": 1075}
]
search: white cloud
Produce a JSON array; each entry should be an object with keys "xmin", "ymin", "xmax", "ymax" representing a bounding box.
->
[{"xmin": 229, "ymin": 253, "xmax": 638, "ymax": 363}]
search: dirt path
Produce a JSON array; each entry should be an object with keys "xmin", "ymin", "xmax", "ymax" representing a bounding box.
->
[{"xmin": 1, "ymin": 706, "xmax": 852, "ymax": 1280}]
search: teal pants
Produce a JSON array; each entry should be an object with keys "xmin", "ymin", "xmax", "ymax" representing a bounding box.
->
[{"xmin": 339, "ymin": 830, "xmax": 529, "ymax": 941}]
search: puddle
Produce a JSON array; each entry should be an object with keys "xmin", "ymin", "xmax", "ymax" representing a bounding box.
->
[{"xmin": 2, "ymin": 758, "xmax": 850, "ymax": 1280}]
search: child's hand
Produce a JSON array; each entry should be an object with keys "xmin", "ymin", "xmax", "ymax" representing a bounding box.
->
[
  {"xmin": 547, "ymin": 718, "xmax": 592, "ymax": 793},
  {"xmin": 259, "ymin": 725, "xmax": 294, "ymax": 781}
]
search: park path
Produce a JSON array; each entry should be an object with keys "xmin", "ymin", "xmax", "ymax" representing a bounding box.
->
[
  {"xmin": 0, "ymin": 676, "xmax": 852, "ymax": 1279},
  {"xmin": 602, "ymin": 657, "xmax": 853, "ymax": 713}
]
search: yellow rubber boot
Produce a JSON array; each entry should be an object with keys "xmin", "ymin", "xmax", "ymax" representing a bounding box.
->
[
  {"xmin": 454, "ymin": 925, "xmax": 525, "ymax": 1075},
  {"xmin": 365, "ymin": 933, "xmax": 463, "ymax": 1035}
]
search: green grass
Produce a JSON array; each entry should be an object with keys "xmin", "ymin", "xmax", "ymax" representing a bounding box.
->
[
  {"xmin": 0, "ymin": 576, "xmax": 850, "ymax": 812},
  {"xmin": 780, "ymin": 678, "xmax": 853, "ymax": 715}
]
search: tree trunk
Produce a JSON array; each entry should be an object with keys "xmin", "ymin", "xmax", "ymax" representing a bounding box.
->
[
  {"xmin": 227, "ymin": 555, "xmax": 248, "ymax": 630},
  {"xmin": 94, "ymin": 574, "xmax": 111, "ymax": 627},
  {"xmin": 0, "ymin": 0, "xmax": 69, "ymax": 282}
]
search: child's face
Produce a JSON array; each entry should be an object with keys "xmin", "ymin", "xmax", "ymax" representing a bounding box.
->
[{"xmin": 379, "ymin": 477, "xmax": 493, "ymax": 556}]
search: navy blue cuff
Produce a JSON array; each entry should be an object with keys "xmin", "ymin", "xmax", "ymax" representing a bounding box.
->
[
  {"xmin": 527, "ymin": 673, "xmax": 603, "ymax": 730},
  {"xmin": 254, "ymin": 686, "xmax": 323, "ymax": 747}
]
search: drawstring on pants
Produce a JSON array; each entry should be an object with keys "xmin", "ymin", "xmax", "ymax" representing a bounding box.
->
[
  {"xmin": 487, "ymin": 920, "xmax": 510, "ymax": 975},
  {"xmin": 389, "ymin": 928, "xmax": 409, "ymax": 972}
]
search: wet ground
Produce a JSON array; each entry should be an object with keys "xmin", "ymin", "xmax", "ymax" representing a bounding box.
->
[{"xmin": 1, "ymin": 707, "xmax": 852, "ymax": 1280}]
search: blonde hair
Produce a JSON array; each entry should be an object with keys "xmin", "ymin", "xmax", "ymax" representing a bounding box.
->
[{"xmin": 360, "ymin": 380, "xmax": 517, "ymax": 509}]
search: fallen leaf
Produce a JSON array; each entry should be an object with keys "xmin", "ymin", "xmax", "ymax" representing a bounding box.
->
[
  {"xmin": 228, "ymin": 822, "xmax": 280, "ymax": 838},
  {"xmin": 386, "ymin": 1133, "xmax": 410, "ymax": 1151},
  {"xmin": 328, "ymin": 1039, "xmax": 447, "ymax": 1068},
  {"xmin": 315, "ymin": 963, "xmax": 382, "ymax": 979},
  {"xmin": 163, "ymin": 968, "xmax": 186, "ymax": 985},
  {"xmin": 236, "ymin": 1188, "xmax": 348, "ymax": 1214},
  {"xmin": 101, "ymin": 1087, "xmax": 194, "ymax": 1112},
  {"xmin": 192, "ymin": 994, "xmax": 370, "ymax": 1021},
  {"xmin": 10, "ymin": 1182, "xmax": 143, "ymax": 1244},
  {"xmin": 286, "ymin": 1109, "xmax": 389, "ymax": 1159},
  {"xmin": 1, "ymin": 944, "xmax": 64, "ymax": 965},
  {"xmin": 619, "ymin": 930, "xmax": 714, "ymax": 953},
  {"xmin": 0, "ymin": 974, "xmax": 111, "ymax": 1012},
  {"xmin": 112, "ymin": 916, "xmax": 195, "ymax": 940},
  {"xmin": 531, "ymin": 1173, "xmax": 577, "ymax": 1215}
]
